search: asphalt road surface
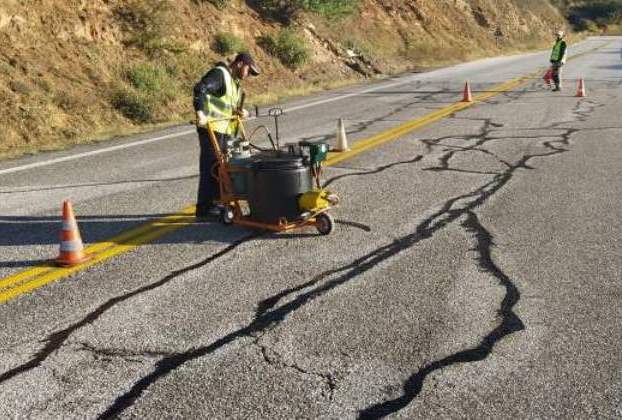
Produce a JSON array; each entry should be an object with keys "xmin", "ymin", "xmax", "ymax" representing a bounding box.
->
[{"xmin": 0, "ymin": 37, "xmax": 621, "ymax": 418}]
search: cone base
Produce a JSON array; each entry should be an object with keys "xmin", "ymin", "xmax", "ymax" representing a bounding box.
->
[{"xmin": 56, "ymin": 254, "xmax": 92, "ymax": 267}]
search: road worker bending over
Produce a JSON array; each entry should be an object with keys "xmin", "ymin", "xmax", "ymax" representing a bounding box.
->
[{"xmin": 192, "ymin": 52, "xmax": 260, "ymax": 219}]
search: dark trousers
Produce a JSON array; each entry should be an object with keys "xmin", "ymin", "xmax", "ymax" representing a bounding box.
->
[
  {"xmin": 196, "ymin": 127, "xmax": 229, "ymax": 211},
  {"xmin": 551, "ymin": 61, "xmax": 563, "ymax": 88}
]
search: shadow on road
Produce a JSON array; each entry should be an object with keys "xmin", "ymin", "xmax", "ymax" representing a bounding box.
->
[
  {"xmin": 0, "ymin": 175, "xmax": 198, "ymax": 195},
  {"xmin": 598, "ymin": 64, "xmax": 622, "ymax": 70},
  {"xmin": 0, "ymin": 214, "xmax": 371, "ymax": 269},
  {"xmin": 0, "ymin": 214, "xmax": 190, "ymax": 245},
  {"xmin": 0, "ymin": 213, "xmax": 239, "ymax": 269}
]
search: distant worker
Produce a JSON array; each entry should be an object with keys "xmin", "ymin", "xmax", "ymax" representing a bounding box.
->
[
  {"xmin": 192, "ymin": 53, "xmax": 260, "ymax": 219},
  {"xmin": 550, "ymin": 31, "xmax": 568, "ymax": 92}
]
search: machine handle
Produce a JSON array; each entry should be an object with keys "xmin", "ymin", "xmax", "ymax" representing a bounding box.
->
[{"xmin": 268, "ymin": 107, "xmax": 284, "ymax": 151}]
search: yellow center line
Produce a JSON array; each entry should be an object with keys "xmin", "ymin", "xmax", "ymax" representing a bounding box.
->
[
  {"xmin": 325, "ymin": 74, "xmax": 533, "ymax": 166},
  {"xmin": 0, "ymin": 266, "xmax": 55, "ymax": 292},
  {"xmin": 0, "ymin": 206, "xmax": 196, "ymax": 304},
  {"xmin": 0, "ymin": 43, "xmax": 603, "ymax": 304}
]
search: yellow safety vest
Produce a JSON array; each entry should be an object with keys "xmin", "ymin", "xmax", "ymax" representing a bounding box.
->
[
  {"xmin": 550, "ymin": 40, "xmax": 565, "ymax": 62},
  {"xmin": 205, "ymin": 66, "xmax": 241, "ymax": 135}
]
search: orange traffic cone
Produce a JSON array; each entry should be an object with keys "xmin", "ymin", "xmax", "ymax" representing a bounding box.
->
[
  {"xmin": 576, "ymin": 78, "xmax": 586, "ymax": 97},
  {"xmin": 56, "ymin": 200, "xmax": 91, "ymax": 267},
  {"xmin": 463, "ymin": 81, "xmax": 473, "ymax": 102}
]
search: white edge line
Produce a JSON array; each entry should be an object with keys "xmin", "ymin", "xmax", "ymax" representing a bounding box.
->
[
  {"xmin": 0, "ymin": 130, "xmax": 195, "ymax": 176},
  {"xmin": 0, "ymin": 39, "xmax": 605, "ymax": 177},
  {"xmin": 0, "ymin": 77, "xmax": 418, "ymax": 177}
]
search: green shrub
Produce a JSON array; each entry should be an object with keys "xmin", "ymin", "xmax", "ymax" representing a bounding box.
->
[
  {"xmin": 584, "ymin": 19, "xmax": 602, "ymax": 32},
  {"xmin": 260, "ymin": 29, "xmax": 309, "ymax": 69},
  {"xmin": 302, "ymin": 0, "xmax": 359, "ymax": 18},
  {"xmin": 141, "ymin": 38, "xmax": 186, "ymax": 56},
  {"xmin": 113, "ymin": 62, "xmax": 181, "ymax": 122},
  {"xmin": 343, "ymin": 38, "xmax": 374, "ymax": 57},
  {"xmin": 171, "ymin": 52, "xmax": 209, "ymax": 91},
  {"xmin": 567, "ymin": 1, "xmax": 622, "ymax": 30},
  {"xmin": 213, "ymin": 32, "xmax": 246, "ymax": 55},
  {"xmin": 115, "ymin": 0, "xmax": 178, "ymax": 55},
  {"xmin": 126, "ymin": 63, "xmax": 169, "ymax": 93},
  {"xmin": 258, "ymin": 0, "xmax": 359, "ymax": 20},
  {"xmin": 112, "ymin": 87, "xmax": 155, "ymax": 123}
]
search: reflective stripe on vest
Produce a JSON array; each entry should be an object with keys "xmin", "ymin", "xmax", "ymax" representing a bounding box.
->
[
  {"xmin": 205, "ymin": 66, "xmax": 240, "ymax": 135},
  {"xmin": 551, "ymin": 40, "xmax": 564, "ymax": 62}
]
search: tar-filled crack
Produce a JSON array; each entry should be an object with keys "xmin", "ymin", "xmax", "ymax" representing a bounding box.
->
[
  {"xmin": 0, "ymin": 232, "xmax": 261, "ymax": 385},
  {"xmin": 97, "ymin": 92, "xmax": 605, "ymax": 418},
  {"xmin": 358, "ymin": 211, "xmax": 524, "ymax": 418},
  {"xmin": 421, "ymin": 117, "xmax": 511, "ymax": 173},
  {"xmin": 255, "ymin": 339, "xmax": 337, "ymax": 400},
  {"xmin": 323, "ymin": 155, "xmax": 423, "ymax": 188},
  {"xmin": 355, "ymin": 97, "xmax": 606, "ymax": 418},
  {"xmin": 6, "ymin": 80, "xmax": 605, "ymax": 417},
  {"xmin": 97, "ymin": 144, "xmax": 535, "ymax": 417},
  {"xmin": 421, "ymin": 96, "xmax": 604, "ymax": 175},
  {"xmin": 335, "ymin": 219, "xmax": 372, "ymax": 232},
  {"xmin": 72, "ymin": 341, "xmax": 175, "ymax": 362},
  {"xmin": 299, "ymin": 89, "xmax": 450, "ymax": 146}
]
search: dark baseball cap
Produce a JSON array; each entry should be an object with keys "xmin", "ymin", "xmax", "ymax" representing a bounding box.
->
[{"xmin": 234, "ymin": 52, "xmax": 260, "ymax": 76}]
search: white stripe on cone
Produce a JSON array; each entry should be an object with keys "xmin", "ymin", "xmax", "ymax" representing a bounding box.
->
[
  {"xmin": 62, "ymin": 220, "xmax": 78, "ymax": 231},
  {"xmin": 60, "ymin": 241, "xmax": 84, "ymax": 252}
]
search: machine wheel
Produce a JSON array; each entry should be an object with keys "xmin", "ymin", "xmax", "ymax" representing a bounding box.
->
[
  {"xmin": 221, "ymin": 206, "xmax": 235, "ymax": 225},
  {"xmin": 316, "ymin": 212, "xmax": 334, "ymax": 235}
]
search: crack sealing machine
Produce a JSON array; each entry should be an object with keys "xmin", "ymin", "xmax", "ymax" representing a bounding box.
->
[{"xmin": 202, "ymin": 109, "xmax": 340, "ymax": 235}]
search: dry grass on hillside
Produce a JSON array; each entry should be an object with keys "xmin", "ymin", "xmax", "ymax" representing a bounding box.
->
[{"xmin": 0, "ymin": 0, "xmax": 569, "ymax": 160}]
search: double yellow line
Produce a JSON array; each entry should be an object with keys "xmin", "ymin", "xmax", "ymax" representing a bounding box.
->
[
  {"xmin": 0, "ymin": 68, "xmax": 551, "ymax": 305},
  {"xmin": 325, "ymin": 74, "xmax": 533, "ymax": 166},
  {"xmin": 0, "ymin": 209, "xmax": 196, "ymax": 303}
]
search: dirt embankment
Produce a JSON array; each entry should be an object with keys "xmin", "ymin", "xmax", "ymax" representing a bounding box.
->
[{"xmin": 0, "ymin": 0, "xmax": 567, "ymax": 160}]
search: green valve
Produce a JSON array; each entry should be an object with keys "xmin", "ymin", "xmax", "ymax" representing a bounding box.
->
[{"xmin": 308, "ymin": 142, "xmax": 328, "ymax": 164}]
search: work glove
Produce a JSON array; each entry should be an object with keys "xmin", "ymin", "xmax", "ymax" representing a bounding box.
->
[
  {"xmin": 234, "ymin": 108, "xmax": 250, "ymax": 119},
  {"xmin": 196, "ymin": 110, "xmax": 208, "ymax": 127}
]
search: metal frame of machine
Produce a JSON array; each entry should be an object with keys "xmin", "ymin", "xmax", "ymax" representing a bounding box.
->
[{"xmin": 204, "ymin": 116, "xmax": 339, "ymax": 235}]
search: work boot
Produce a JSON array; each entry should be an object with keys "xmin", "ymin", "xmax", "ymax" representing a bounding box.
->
[{"xmin": 552, "ymin": 86, "xmax": 561, "ymax": 92}]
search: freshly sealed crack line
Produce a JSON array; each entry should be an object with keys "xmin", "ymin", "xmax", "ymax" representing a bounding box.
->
[
  {"xmin": 0, "ymin": 232, "xmax": 261, "ymax": 385},
  {"xmin": 98, "ymin": 142, "xmax": 551, "ymax": 417},
  {"xmin": 358, "ymin": 211, "xmax": 524, "ymax": 418},
  {"xmin": 356, "ymin": 95, "xmax": 606, "ymax": 419},
  {"xmin": 323, "ymin": 155, "xmax": 423, "ymax": 188},
  {"xmin": 72, "ymin": 341, "xmax": 176, "ymax": 360},
  {"xmin": 20, "ymin": 82, "xmax": 608, "ymax": 417}
]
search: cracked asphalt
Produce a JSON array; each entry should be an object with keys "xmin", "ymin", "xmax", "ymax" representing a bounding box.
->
[{"xmin": 0, "ymin": 36, "xmax": 621, "ymax": 418}]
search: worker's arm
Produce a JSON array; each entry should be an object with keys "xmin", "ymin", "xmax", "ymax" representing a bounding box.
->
[
  {"xmin": 560, "ymin": 41, "xmax": 568, "ymax": 64},
  {"xmin": 192, "ymin": 68, "xmax": 226, "ymax": 112}
]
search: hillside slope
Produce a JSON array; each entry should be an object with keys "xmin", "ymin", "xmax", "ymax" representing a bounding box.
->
[{"xmin": 0, "ymin": 0, "xmax": 567, "ymax": 159}]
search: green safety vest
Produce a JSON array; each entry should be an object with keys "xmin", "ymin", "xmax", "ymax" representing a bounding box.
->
[
  {"xmin": 204, "ymin": 66, "xmax": 241, "ymax": 135},
  {"xmin": 550, "ymin": 40, "xmax": 565, "ymax": 62}
]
